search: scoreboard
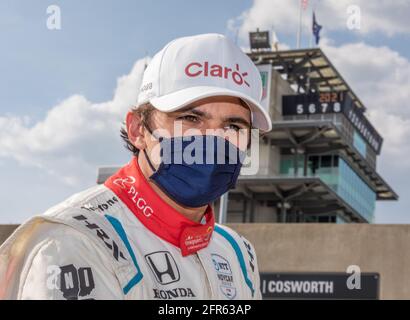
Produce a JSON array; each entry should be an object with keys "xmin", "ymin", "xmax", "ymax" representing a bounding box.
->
[
  {"xmin": 284, "ymin": 92, "xmax": 345, "ymax": 115},
  {"xmin": 282, "ymin": 92, "xmax": 383, "ymax": 154}
]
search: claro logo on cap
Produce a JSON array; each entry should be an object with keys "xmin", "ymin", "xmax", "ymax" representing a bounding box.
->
[{"xmin": 184, "ymin": 62, "xmax": 250, "ymax": 87}]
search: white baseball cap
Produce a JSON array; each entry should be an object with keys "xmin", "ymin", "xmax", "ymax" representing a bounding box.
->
[{"xmin": 137, "ymin": 33, "xmax": 272, "ymax": 132}]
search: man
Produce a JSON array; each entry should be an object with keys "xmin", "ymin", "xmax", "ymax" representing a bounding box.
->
[{"xmin": 0, "ymin": 33, "xmax": 272, "ymax": 299}]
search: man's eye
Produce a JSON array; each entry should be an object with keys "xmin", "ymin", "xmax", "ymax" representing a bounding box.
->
[
  {"xmin": 227, "ymin": 124, "xmax": 242, "ymax": 132},
  {"xmin": 178, "ymin": 115, "xmax": 199, "ymax": 122}
]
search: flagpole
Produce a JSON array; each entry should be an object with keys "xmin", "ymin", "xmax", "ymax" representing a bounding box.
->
[
  {"xmin": 307, "ymin": 1, "xmax": 317, "ymax": 93},
  {"xmin": 309, "ymin": 0, "xmax": 317, "ymax": 48},
  {"xmin": 296, "ymin": 0, "xmax": 302, "ymax": 49},
  {"xmin": 309, "ymin": 10, "xmax": 313, "ymax": 48}
]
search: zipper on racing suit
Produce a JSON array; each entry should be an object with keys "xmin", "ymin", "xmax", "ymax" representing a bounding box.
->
[{"xmin": 195, "ymin": 252, "xmax": 214, "ymax": 298}]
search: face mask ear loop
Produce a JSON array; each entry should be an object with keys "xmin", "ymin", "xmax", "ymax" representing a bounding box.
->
[{"xmin": 143, "ymin": 148, "xmax": 157, "ymax": 173}]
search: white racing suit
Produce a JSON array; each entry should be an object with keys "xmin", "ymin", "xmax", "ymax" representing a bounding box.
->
[{"xmin": 0, "ymin": 158, "xmax": 261, "ymax": 300}]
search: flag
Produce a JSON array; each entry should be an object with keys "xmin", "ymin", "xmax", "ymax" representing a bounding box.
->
[
  {"xmin": 302, "ymin": 0, "xmax": 309, "ymax": 10},
  {"xmin": 312, "ymin": 11, "xmax": 322, "ymax": 45}
]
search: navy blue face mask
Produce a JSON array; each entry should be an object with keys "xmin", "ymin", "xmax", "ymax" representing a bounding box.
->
[{"xmin": 143, "ymin": 134, "xmax": 246, "ymax": 208}]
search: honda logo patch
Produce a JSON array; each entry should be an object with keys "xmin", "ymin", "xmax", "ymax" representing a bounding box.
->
[{"xmin": 145, "ymin": 251, "xmax": 180, "ymax": 285}]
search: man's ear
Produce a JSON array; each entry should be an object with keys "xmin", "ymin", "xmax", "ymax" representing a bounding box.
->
[{"xmin": 126, "ymin": 110, "xmax": 147, "ymax": 150}]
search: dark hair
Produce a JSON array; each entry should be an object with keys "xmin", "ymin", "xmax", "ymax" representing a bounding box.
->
[{"xmin": 120, "ymin": 103, "xmax": 155, "ymax": 156}]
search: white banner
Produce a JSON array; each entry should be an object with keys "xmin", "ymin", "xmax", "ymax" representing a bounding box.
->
[{"xmin": 257, "ymin": 64, "xmax": 272, "ymax": 114}]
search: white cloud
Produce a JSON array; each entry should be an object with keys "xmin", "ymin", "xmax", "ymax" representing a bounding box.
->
[
  {"xmin": 0, "ymin": 57, "xmax": 148, "ymax": 186},
  {"xmin": 322, "ymin": 42, "xmax": 410, "ymax": 117},
  {"xmin": 320, "ymin": 42, "xmax": 410, "ymax": 159},
  {"xmin": 228, "ymin": 0, "xmax": 410, "ymax": 44},
  {"xmin": 368, "ymin": 110, "xmax": 410, "ymax": 162}
]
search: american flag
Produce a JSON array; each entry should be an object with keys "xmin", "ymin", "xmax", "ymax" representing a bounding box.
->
[
  {"xmin": 302, "ymin": 0, "xmax": 309, "ymax": 10},
  {"xmin": 312, "ymin": 12, "xmax": 322, "ymax": 45}
]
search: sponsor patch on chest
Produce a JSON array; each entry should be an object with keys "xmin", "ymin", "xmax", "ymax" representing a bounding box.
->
[{"xmin": 211, "ymin": 254, "xmax": 236, "ymax": 299}]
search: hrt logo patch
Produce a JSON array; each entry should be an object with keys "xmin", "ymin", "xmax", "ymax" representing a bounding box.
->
[{"xmin": 211, "ymin": 254, "xmax": 236, "ymax": 299}]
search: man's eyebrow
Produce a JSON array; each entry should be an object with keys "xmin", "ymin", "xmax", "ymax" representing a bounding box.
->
[
  {"xmin": 171, "ymin": 107, "xmax": 212, "ymax": 119},
  {"xmin": 170, "ymin": 106, "xmax": 251, "ymax": 127},
  {"xmin": 222, "ymin": 116, "xmax": 251, "ymax": 128},
  {"xmin": 189, "ymin": 108, "xmax": 212, "ymax": 119}
]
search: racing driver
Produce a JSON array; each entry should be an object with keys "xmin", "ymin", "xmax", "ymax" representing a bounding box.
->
[{"xmin": 0, "ymin": 33, "xmax": 272, "ymax": 300}]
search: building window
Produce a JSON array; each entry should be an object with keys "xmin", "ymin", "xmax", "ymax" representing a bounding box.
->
[
  {"xmin": 321, "ymin": 155, "xmax": 332, "ymax": 168},
  {"xmin": 353, "ymin": 131, "xmax": 367, "ymax": 158},
  {"xmin": 333, "ymin": 155, "xmax": 339, "ymax": 167},
  {"xmin": 280, "ymin": 154, "xmax": 376, "ymax": 222}
]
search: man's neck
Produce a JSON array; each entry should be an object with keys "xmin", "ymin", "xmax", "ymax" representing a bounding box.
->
[{"xmin": 137, "ymin": 154, "xmax": 207, "ymax": 223}]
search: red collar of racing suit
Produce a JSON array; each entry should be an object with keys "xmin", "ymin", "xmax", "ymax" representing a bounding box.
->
[{"xmin": 104, "ymin": 157, "xmax": 215, "ymax": 257}]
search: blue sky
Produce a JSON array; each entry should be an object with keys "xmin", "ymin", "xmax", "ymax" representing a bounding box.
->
[
  {"xmin": 0, "ymin": 0, "xmax": 251, "ymax": 119},
  {"xmin": 1, "ymin": 0, "xmax": 409, "ymax": 223}
]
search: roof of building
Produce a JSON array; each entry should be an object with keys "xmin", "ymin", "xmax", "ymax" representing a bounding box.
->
[{"xmin": 247, "ymin": 48, "xmax": 367, "ymax": 111}]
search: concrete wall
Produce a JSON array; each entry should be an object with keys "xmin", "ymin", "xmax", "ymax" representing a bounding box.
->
[
  {"xmin": 269, "ymin": 69, "xmax": 294, "ymax": 121},
  {"xmin": 2, "ymin": 223, "xmax": 410, "ymax": 299},
  {"xmin": 250, "ymin": 67, "xmax": 293, "ymax": 177},
  {"xmin": 257, "ymin": 141, "xmax": 280, "ymax": 176},
  {"xmin": 0, "ymin": 225, "xmax": 18, "ymax": 246},
  {"xmin": 229, "ymin": 223, "xmax": 410, "ymax": 300},
  {"xmin": 215, "ymin": 198, "xmax": 278, "ymax": 223}
]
